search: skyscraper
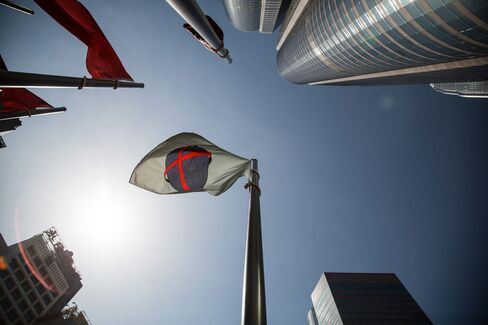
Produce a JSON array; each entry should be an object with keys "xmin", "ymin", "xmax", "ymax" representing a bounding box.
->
[
  {"xmin": 0, "ymin": 228, "xmax": 83, "ymax": 325},
  {"xmin": 223, "ymin": 0, "xmax": 291, "ymax": 33},
  {"xmin": 307, "ymin": 272, "xmax": 432, "ymax": 325},
  {"xmin": 277, "ymin": 0, "xmax": 488, "ymax": 88},
  {"xmin": 430, "ymin": 80, "xmax": 488, "ymax": 97}
]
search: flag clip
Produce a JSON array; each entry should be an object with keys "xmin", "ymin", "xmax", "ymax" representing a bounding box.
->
[
  {"xmin": 244, "ymin": 180, "xmax": 260, "ymax": 195},
  {"xmin": 250, "ymin": 168, "xmax": 260, "ymax": 180},
  {"xmin": 78, "ymin": 76, "xmax": 87, "ymax": 90}
]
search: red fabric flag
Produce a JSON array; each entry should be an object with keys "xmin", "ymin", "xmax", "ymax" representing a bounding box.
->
[
  {"xmin": 0, "ymin": 89, "xmax": 52, "ymax": 113},
  {"xmin": 0, "ymin": 56, "xmax": 52, "ymax": 113},
  {"xmin": 34, "ymin": 0, "xmax": 133, "ymax": 81}
]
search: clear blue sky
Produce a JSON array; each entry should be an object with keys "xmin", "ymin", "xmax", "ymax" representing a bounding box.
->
[{"xmin": 1, "ymin": 1, "xmax": 487, "ymax": 324}]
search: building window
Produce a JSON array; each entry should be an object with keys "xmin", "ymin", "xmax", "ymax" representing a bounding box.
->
[
  {"xmin": 25, "ymin": 310, "xmax": 34, "ymax": 322},
  {"xmin": 0, "ymin": 269, "xmax": 9, "ymax": 279},
  {"xmin": 18, "ymin": 299, "xmax": 28, "ymax": 312},
  {"xmin": 1, "ymin": 297, "xmax": 12, "ymax": 309},
  {"xmin": 34, "ymin": 302, "xmax": 43, "ymax": 314},
  {"xmin": 36, "ymin": 284, "xmax": 46, "ymax": 295},
  {"xmin": 8, "ymin": 258, "xmax": 19, "ymax": 270},
  {"xmin": 27, "ymin": 245, "xmax": 37, "ymax": 256},
  {"xmin": 15, "ymin": 270, "xmax": 25, "ymax": 282},
  {"xmin": 39, "ymin": 266, "xmax": 47, "ymax": 277},
  {"xmin": 11, "ymin": 288, "xmax": 22, "ymax": 301},
  {"xmin": 7, "ymin": 308, "xmax": 18, "ymax": 321},
  {"xmin": 5, "ymin": 276, "xmax": 15, "ymax": 289},
  {"xmin": 21, "ymin": 280, "xmax": 31, "ymax": 293},
  {"xmin": 33, "ymin": 256, "xmax": 42, "ymax": 268},
  {"xmin": 42, "ymin": 294, "xmax": 51, "ymax": 305},
  {"xmin": 27, "ymin": 291, "xmax": 37, "ymax": 303}
]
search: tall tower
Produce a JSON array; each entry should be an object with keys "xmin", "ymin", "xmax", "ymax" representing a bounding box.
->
[
  {"xmin": 277, "ymin": 0, "xmax": 488, "ymax": 87},
  {"xmin": 307, "ymin": 273, "xmax": 432, "ymax": 325},
  {"xmin": 223, "ymin": 0, "xmax": 291, "ymax": 33},
  {"xmin": 0, "ymin": 228, "xmax": 83, "ymax": 325}
]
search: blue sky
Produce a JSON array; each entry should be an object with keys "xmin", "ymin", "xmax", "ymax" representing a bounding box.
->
[{"xmin": 1, "ymin": 1, "xmax": 487, "ymax": 324}]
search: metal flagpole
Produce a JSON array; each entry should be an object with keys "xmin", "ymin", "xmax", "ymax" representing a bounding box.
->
[
  {"xmin": 242, "ymin": 159, "xmax": 267, "ymax": 325},
  {"xmin": 0, "ymin": 0, "xmax": 34, "ymax": 15},
  {"xmin": 165, "ymin": 0, "xmax": 232, "ymax": 63},
  {"xmin": 0, "ymin": 107, "xmax": 67, "ymax": 121},
  {"xmin": 0, "ymin": 71, "xmax": 144, "ymax": 89}
]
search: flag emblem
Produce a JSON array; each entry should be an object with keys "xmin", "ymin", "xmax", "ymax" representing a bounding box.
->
[
  {"xmin": 164, "ymin": 146, "xmax": 212, "ymax": 191},
  {"xmin": 130, "ymin": 133, "xmax": 251, "ymax": 196}
]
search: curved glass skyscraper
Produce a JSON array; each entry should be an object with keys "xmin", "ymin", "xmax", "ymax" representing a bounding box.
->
[
  {"xmin": 277, "ymin": 0, "xmax": 488, "ymax": 85},
  {"xmin": 223, "ymin": 0, "xmax": 262, "ymax": 31},
  {"xmin": 223, "ymin": 0, "xmax": 291, "ymax": 33}
]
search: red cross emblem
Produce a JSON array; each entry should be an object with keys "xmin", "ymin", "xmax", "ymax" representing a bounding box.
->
[{"xmin": 164, "ymin": 146, "xmax": 212, "ymax": 191}]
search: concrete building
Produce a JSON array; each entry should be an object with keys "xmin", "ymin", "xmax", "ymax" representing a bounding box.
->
[
  {"xmin": 0, "ymin": 118, "xmax": 22, "ymax": 149},
  {"xmin": 223, "ymin": 0, "xmax": 291, "ymax": 33},
  {"xmin": 276, "ymin": 0, "xmax": 488, "ymax": 92},
  {"xmin": 0, "ymin": 228, "xmax": 83, "ymax": 325},
  {"xmin": 307, "ymin": 272, "xmax": 432, "ymax": 325},
  {"xmin": 37, "ymin": 303, "xmax": 92, "ymax": 325}
]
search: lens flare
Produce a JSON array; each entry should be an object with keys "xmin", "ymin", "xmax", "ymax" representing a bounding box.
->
[
  {"xmin": 15, "ymin": 209, "xmax": 58, "ymax": 293},
  {"xmin": 0, "ymin": 256, "xmax": 7, "ymax": 270}
]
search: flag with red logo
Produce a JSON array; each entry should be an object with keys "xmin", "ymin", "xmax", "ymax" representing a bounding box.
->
[
  {"xmin": 34, "ymin": 0, "xmax": 133, "ymax": 81},
  {"xmin": 129, "ymin": 133, "xmax": 251, "ymax": 196}
]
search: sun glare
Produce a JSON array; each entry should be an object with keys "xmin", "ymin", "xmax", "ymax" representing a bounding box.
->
[{"xmin": 77, "ymin": 179, "xmax": 132, "ymax": 252}]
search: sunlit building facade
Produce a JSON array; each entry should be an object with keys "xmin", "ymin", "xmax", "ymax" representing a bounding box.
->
[
  {"xmin": 430, "ymin": 80, "xmax": 488, "ymax": 97},
  {"xmin": 0, "ymin": 228, "xmax": 83, "ymax": 324},
  {"xmin": 223, "ymin": 0, "xmax": 291, "ymax": 33},
  {"xmin": 277, "ymin": 0, "xmax": 488, "ymax": 86},
  {"xmin": 307, "ymin": 272, "xmax": 432, "ymax": 325}
]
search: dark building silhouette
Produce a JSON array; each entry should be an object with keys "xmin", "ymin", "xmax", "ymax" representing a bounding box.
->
[
  {"xmin": 0, "ymin": 228, "xmax": 84, "ymax": 324},
  {"xmin": 307, "ymin": 272, "xmax": 432, "ymax": 325}
]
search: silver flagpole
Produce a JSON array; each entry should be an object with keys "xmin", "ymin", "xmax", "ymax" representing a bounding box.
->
[
  {"xmin": 0, "ymin": 0, "xmax": 34, "ymax": 15},
  {"xmin": 0, "ymin": 107, "xmax": 67, "ymax": 121},
  {"xmin": 242, "ymin": 159, "xmax": 267, "ymax": 325},
  {"xmin": 165, "ymin": 0, "xmax": 232, "ymax": 63},
  {"xmin": 0, "ymin": 71, "xmax": 144, "ymax": 89}
]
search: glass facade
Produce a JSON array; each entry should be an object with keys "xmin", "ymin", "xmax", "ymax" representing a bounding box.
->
[
  {"xmin": 223, "ymin": 0, "xmax": 290, "ymax": 32},
  {"xmin": 430, "ymin": 80, "xmax": 488, "ymax": 97},
  {"xmin": 277, "ymin": 0, "xmax": 488, "ymax": 85},
  {"xmin": 307, "ymin": 307, "xmax": 319, "ymax": 325},
  {"xmin": 223, "ymin": 0, "xmax": 262, "ymax": 31},
  {"xmin": 307, "ymin": 272, "xmax": 433, "ymax": 325}
]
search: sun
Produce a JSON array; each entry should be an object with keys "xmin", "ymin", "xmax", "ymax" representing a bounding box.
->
[{"xmin": 76, "ymin": 179, "xmax": 133, "ymax": 253}]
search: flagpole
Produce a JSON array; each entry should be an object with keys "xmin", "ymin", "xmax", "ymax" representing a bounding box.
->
[
  {"xmin": 242, "ymin": 159, "xmax": 267, "ymax": 325},
  {"xmin": 0, "ymin": 0, "xmax": 34, "ymax": 15},
  {"xmin": 165, "ymin": 0, "xmax": 232, "ymax": 63},
  {"xmin": 0, "ymin": 71, "xmax": 144, "ymax": 89},
  {"xmin": 0, "ymin": 107, "xmax": 67, "ymax": 121}
]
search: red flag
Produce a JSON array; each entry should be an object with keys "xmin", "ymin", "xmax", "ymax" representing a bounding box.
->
[
  {"xmin": 0, "ymin": 89, "xmax": 52, "ymax": 113},
  {"xmin": 34, "ymin": 0, "xmax": 133, "ymax": 81},
  {"xmin": 0, "ymin": 57, "xmax": 52, "ymax": 113}
]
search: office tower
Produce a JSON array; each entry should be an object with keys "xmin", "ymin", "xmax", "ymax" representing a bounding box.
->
[
  {"xmin": 37, "ymin": 303, "xmax": 92, "ymax": 325},
  {"xmin": 307, "ymin": 272, "xmax": 432, "ymax": 325},
  {"xmin": 277, "ymin": 0, "xmax": 488, "ymax": 89},
  {"xmin": 0, "ymin": 228, "xmax": 83, "ymax": 325},
  {"xmin": 430, "ymin": 80, "xmax": 488, "ymax": 97},
  {"xmin": 223, "ymin": 0, "xmax": 291, "ymax": 33},
  {"xmin": 0, "ymin": 119, "xmax": 21, "ymax": 149}
]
